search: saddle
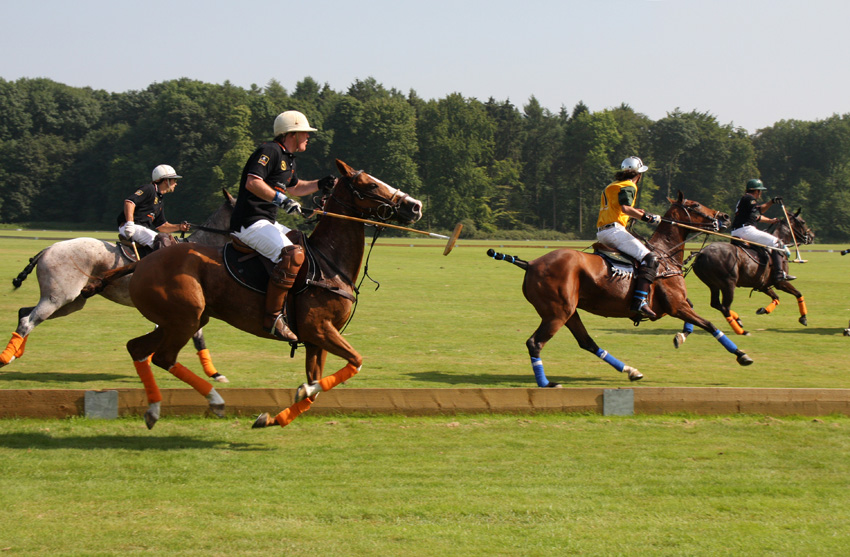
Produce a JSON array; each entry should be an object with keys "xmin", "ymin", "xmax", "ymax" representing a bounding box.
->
[
  {"xmin": 222, "ymin": 231, "xmax": 305, "ymax": 293},
  {"xmin": 591, "ymin": 242, "xmax": 637, "ymax": 278},
  {"xmin": 117, "ymin": 233, "xmax": 181, "ymax": 261},
  {"xmin": 730, "ymin": 240, "xmax": 772, "ymax": 284}
]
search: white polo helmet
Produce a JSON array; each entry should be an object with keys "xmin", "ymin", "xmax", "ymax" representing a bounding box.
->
[
  {"xmin": 151, "ymin": 164, "xmax": 182, "ymax": 182},
  {"xmin": 621, "ymin": 156, "xmax": 649, "ymax": 173},
  {"xmin": 273, "ymin": 110, "xmax": 317, "ymax": 136}
]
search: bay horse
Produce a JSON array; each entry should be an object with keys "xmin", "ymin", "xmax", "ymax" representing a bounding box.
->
[
  {"xmin": 0, "ymin": 190, "xmax": 235, "ymax": 382},
  {"xmin": 488, "ymin": 192, "xmax": 751, "ymax": 387},
  {"xmin": 86, "ymin": 160, "xmax": 422, "ymax": 429},
  {"xmin": 690, "ymin": 207, "xmax": 814, "ymax": 336}
]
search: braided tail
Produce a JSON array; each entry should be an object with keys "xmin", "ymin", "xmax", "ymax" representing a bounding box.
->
[
  {"xmin": 486, "ymin": 249, "xmax": 529, "ymax": 271},
  {"xmin": 12, "ymin": 249, "xmax": 47, "ymax": 289}
]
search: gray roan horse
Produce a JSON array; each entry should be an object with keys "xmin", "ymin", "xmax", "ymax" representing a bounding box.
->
[
  {"xmin": 689, "ymin": 207, "xmax": 814, "ymax": 336},
  {"xmin": 0, "ymin": 190, "xmax": 236, "ymax": 378}
]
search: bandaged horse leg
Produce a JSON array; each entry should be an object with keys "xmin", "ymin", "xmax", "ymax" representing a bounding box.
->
[
  {"xmin": 191, "ymin": 330, "xmax": 227, "ymax": 382},
  {"xmin": 563, "ymin": 312, "xmax": 642, "ymax": 381},
  {"xmin": 757, "ymin": 299, "xmax": 780, "ymax": 315},
  {"xmin": 295, "ymin": 363, "xmax": 361, "ymax": 402},
  {"xmin": 797, "ymin": 296, "xmax": 808, "ymax": 325},
  {"xmin": 263, "ymin": 245, "xmax": 304, "ymax": 342},
  {"xmin": 725, "ymin": 310, "xmax": 746, "ymax": 335},
  {"xmin": 133, "ymin": 358, "xmax": 162, "ymax": 429},
  {"xmin": 167, "ymin": 362, "xmax": 225, "ymax": 417},
  {"xmin": 0, "ymin": 332, "xmax": 27, "ymax": 366},
  {"xmin": 252, "ymin": 397, "xmax": 314, "ymax": 429}
]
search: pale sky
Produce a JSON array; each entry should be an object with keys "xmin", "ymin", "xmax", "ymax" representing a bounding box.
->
[{"xmin": 2, "ymin": 0, "xmax": 847, "ymax": 133}]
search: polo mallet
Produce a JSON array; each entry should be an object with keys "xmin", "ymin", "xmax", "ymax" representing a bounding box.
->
[
  {"xmin": 778, "ymin": 201, "xmax": 807, "ymax": 263},
  {"xmin": 308, "ymin": 209, "xmax": 463, "ymax": 256},
  {"xmin": 672, "ymin": 222, "xmax": 787, "ymax": 252},
  {"xmin": 131, "ymin": 241, "xmax": 141, "ymax": 261}
]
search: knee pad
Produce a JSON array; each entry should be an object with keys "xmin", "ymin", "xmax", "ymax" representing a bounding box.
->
[
  {"xmin": 638, "ymin": 253, "xmax": 659, "ymax": 281},
  {"xmin": 271, "ymin": 245, "xmax": 305, "ymax": 287}
]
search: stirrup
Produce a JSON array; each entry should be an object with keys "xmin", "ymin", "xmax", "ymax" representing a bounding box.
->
[
  {"xmin": 268, "ymin": 314, "xmax": 298, "ymax": 342},
  {"xmin": 631, "ymin": 299, "xmax": 657, "ymax": 320}
]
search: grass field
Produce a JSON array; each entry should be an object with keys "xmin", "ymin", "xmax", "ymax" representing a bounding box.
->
[
  {"xmin": 1, "ymin": 414, "xmax": 849, "ymax": 555},
  {"xmin": 1, "ymin": 231, "xmax": 848, "ymax": 391}
]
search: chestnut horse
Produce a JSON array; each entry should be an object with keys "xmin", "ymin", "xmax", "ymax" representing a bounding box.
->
[
  {"xmin": 690, "ymin": 208, "xmax": 814, "ymax": 335},
  {"xmin": 488, "ymin": 193, "xmax": 751, "ymax": 387},
  {"xmin": 0, "ymin": 191, "xmax": 235, "ymax": 381},
  {"xmin": 86, "ymin": 160, "xmax": 422, "ymax": 429}
]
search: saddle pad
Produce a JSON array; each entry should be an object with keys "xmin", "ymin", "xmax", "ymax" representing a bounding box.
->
[
  {"xmin": 222, "ymin": 243, "xmax": 272, "ymax": 293},
  {"xmin": 595, "ymin": 252, "xmax": 635, "ymax": 278}
]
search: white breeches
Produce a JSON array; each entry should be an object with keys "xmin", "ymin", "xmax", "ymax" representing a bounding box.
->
[
  {"xmin": 231, "ymin": 220, "xmax": 293, "ymax": 263},
  {"xmin": 597, "ymin": 223, "xmax": 650, "ymax": 262},
  {"xmin": 731, "ymin": 225, "xmax": 782, "ymax": 248},
  {"xmin": 119, "ymin": 223, "xmax": 157, "ymax": 247}
]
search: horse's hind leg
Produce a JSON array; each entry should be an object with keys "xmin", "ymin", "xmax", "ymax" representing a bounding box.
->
[
  {"xmin": 191, "ymin": 328, "xmax": 228, "ymax": 383},
  {"xmin": 0, "ymin": 296, "xmax": 88, "ymax": 367},
  {"xmin": 564, "ymin": 313, "xmax": 643, "ymax": 382},
  {"xmin": 526, "ymin": 317, "xmax": 568, "ymax": 388}
]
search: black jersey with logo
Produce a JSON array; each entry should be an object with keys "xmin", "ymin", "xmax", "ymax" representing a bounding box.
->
[
  {"xmin": 230, "ymin": 141, "xmax": 298, "ymax": 231},
  {"xmin": 731, "ymin": 193, "xmax": 760, "ymax": 230},
  {"xmin": 116, "ymin": 182, "xmax": 166, "ymax": 229}
]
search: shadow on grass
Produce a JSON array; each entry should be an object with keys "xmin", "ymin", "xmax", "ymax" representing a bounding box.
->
[
  {"xmin": 0, "ymin": 371, "xmax": 131, "ymax": 383},
  {"xmin": 403, "ymin": 370, "xmax": 609, "ymax": 386},
  {"xmin": 0, "ymin": 431, "xmax": 270, "ymax": 451}
]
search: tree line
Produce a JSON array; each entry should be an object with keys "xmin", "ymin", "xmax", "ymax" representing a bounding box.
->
[{"xmin": 1, "ymin": 76, "xmax": 849, "ymax": 241}]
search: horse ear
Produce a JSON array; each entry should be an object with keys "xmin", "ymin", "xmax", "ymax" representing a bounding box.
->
[
  {"xmin": 335, "ymin": 159, "xmax": 355, "ymax": 177},
  {"xmin": 677, "ymin": 190, "xmax": 684, "ymax": 203},
  {"xmin": 795, "ymin": 208, "xmax": 801, "ymax": 217},
  {"xmin": 222, "ymin": 188, "xmax": 235, "ymax": 206}
]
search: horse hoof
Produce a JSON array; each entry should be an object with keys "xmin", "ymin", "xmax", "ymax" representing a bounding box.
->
[
  {"xmin": 211, "ymin": 373, "xmax": 230, "ymax": 383},
  {"xmin": 756, "ymin": 308, "xmax": 767, "ymax": 315},
  {"xmin": 844, "ymin": 329, "xmax": 850, "ymax": 337},
  {"xmin": 799, "ymin": 317, "xmax": 808, "ymax": 327},
  {"xmin": 543, "ymin": 382, "xmax": 563, "ymax": 388},
  {"xmin": 144, "ymin": 411, "xmax": 158, "ymax": 430},
  {"xmin": 252, "ymin": 413, "xmax": 272, "ymax": 429},
  {"xmin": 208, "ymin": 403, "xmax": 226, "ymax": 418},
  {"xmin": 674, "ymin": 333, "xmax": 687, "ymax": 349},
  {"xmin": 624, "ymin": 366, "xmax": 643, "ymax": 381},
  {"xmin": 736, "ymin": 353, "xmax": 754, "ymax": 366},
  {"xmin": 295, "ymin": 382, "xmax": 321, "ymax": 403}
]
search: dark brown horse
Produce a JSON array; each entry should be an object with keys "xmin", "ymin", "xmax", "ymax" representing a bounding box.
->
[
  {"xmin": 86, "ymin": 160, "xmax": 422, "ymax": 428},
  {"xmin": 488, "ymin": 192, "xmax": 750, "ymax": 387},
  {"xmin": 690, "ymin": 207, "xmax": 814, "ymax": 336}
]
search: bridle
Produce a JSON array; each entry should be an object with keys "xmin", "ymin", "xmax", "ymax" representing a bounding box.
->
[
  {"xmin": 317, "ymin": 170, "xmax": 413, "ymax": 222},
  {"xmin": 653, "ymin": 200, "xmax": 728, "ymax": 270}
]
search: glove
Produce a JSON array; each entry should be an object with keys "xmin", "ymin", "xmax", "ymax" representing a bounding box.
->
[
  {"xmin": 124, "ymin": 221, "xmax": 136, "ymax": 239},
  {"xmin": 641, "ymin": 212, "xmax": 661, "ymax": 225},
  {"xmin": 281, "ymin": 197, "xmax": 302, "ymax": 215},
  {"xmin": 318, "ymin": 175, "xmax": 337, "ymax": 191},
  {"xmin": 772, "ymin": 196, "xmax": 783, "ymax": 204}
]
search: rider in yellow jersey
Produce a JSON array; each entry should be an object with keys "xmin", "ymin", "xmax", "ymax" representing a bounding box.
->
[{"xmin": 597, "ymin": 156, "xmax": 661, "ymax": 320}]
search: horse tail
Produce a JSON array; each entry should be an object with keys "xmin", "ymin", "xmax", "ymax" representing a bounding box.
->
[
  {"xmin": 81, "ymin": 262, "xmax": 138, "ymax": 299},
  {"xmin": 486, "ymin": 249, "xmax": 529, "ymax": 271},
  {"xmin": 12, "ymin": 248, "xmax": 47, "ymax": 289}
]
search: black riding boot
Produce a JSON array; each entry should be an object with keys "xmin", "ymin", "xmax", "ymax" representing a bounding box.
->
[
  {"xmin": 771, "ymin": 250, "xmax": 795, "ymax": 283},
  {"xmin": 630, "ymin": 276, "xmax": 657, "ymax": 320}
]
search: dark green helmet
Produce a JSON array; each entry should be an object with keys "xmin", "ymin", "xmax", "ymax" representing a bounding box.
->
[{"xmin": 746, "ymin": 178, "xmax": 766, "ymax": 191}]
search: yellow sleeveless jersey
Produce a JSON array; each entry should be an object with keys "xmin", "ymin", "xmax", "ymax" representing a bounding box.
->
[{"xmin": 597, "ymin": 180, "xmax": 637, "ymax": 228}]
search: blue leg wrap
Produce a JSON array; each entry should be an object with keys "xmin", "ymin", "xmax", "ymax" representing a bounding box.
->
[
  {"xmin": 595, "ymin": 348, "xmax": 625, "ymax": 372},
  {"xmin": 633, "ymin": 289, "xmax": 649, "ymax": 302},
  {"xmin": 531, "ymin": 357, "xmax": 549, "ymax": 387},
  {"xmin": 683, "ymin": 322, "xmax": 694, "ymax": 334},
  {"xmin": 712, "ymin": 329, "xmax": 738, "ymax": 354}
]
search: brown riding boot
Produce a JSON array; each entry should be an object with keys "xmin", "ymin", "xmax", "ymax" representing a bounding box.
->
[{"xmin": 263, "ymin": 244, "xmax": 305, "ymax": 342}]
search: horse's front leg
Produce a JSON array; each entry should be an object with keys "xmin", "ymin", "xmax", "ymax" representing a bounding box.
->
[
  {"xmin": 672, "ymin": 305, "xmax": 753, "ymax": 366},
  {"xmin": 565, "ymin": 313, "xmax": 643, "ymax": 382},
  {"xmin": 774, "ymin": 283, "xmax": 808, "ymax": 326},
  {"xmin": 755, "ymin": 287, "xmax": 781, "ymax": 318}
]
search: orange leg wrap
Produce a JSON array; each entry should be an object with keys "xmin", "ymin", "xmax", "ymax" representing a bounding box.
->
[
  {"xmin": 763, "ymin": 299, "xmax": 779, "ymax": 314},
  {"xmin": 318, "ymin": 363, "xmax": 360, "ymax": 392},
  {"xmin": 274, "ymin": 397, "xmax": 313, "ymax": 427},
  {"xmin": 0, "ymin": 333, "xmax": 26, "ymax": 365},
  {"xmin": 797, "ymin": 296, "xmax": 807, "ymax": 317},
  {"xmin": 196, "ymin": 349, "xmax": 219, "ymax": 378},
  {"xmin": 168, "ymin": 362, "xmax": 213, "ymax": 397},
  {"xmin": 725, "ymin": 315, "xmax": 745, "ymax": 335},
  {"xmin": 134, "ymin": 359, "xmax": 162, "ymax": 404},
  {"xmin": 15, "ymin": 334, "xmax": 27, "ymax": 358}
]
